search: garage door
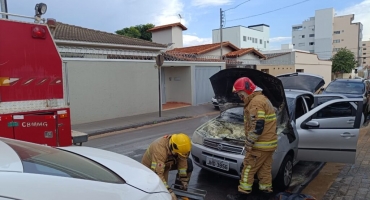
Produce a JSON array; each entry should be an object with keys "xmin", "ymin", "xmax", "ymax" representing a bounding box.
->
[{"xmin": 195, "ymin": 66, "xmax": 221, "ymax": 105}]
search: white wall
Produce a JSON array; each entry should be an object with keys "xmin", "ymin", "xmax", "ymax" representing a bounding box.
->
[
  {"xmin": 292, "ymin": 18, "xmax": 315, "ymax": 53},
  {"xmin": 163, "ymin": 66, "xmax": 191, "ymax": 103},
  {"xmin": 314, "ymin": 8, "xmax": 334, "ymax": 60},
  {"xmin": 172, "ymin": 26, "xmax": 184, "ymax": 48},
  {"xmin": 212, "ymin": 25, "xmax": 270, "ymax": 50},
  {"xmin": 152, "ymin": 29, "xmax": 172, "ymax": 46},
  {"xmin": 64, "ymin": 59, "xmax": 159, "ymax": 125}
]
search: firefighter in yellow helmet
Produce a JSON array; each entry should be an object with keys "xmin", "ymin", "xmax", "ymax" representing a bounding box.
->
[
  {"xmin": 227, "ymin": 77, "xmax": 278, "ymax": 200},
  {"xmin": 141, "ymin": 133, "xmax": 193, "ymax": 200}
]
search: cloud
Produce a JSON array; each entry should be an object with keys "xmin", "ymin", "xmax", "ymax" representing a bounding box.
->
[
  {"xmin": 183, "ymin": 35, "xmax": 212, "ymax": 46},
  {"xmin": 191, "ymin": 0, "xmax": 232, "ymax": 7},
  {"xmin": 337, "ymin": 0, "xmax": 370, "ymax": 41},
  {"xmin": 269, "ymin": 36, "xmax": 292, "ymax": 43}
]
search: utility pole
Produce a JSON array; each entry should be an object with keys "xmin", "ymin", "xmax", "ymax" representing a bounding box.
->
[
  {"xmin": 220, "ymin": 8, "xmax": 225, "ymax": 60},
  {"xmin": 0, "ymin": 0, "xmax": 8, "ymax": 19}
]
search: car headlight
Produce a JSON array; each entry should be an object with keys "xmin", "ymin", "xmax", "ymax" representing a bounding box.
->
[{"xmin": 192, "ymin": 130, "xmax": 204, "ymax": 145}]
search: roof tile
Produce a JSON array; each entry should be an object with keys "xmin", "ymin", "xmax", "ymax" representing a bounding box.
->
[
  {"xmin": 167, "ymin": 42, "xmax": 239, "ymax": 55},
  {"xmin": 54, "ymin": 22, "xmax": 167, "ymax": 48},
  {"xmin": 225, "ymin": 48, "xmax": 266, "ymax": 59},
  {"xmin": 147, "ymin": 23, "xmax": 187, "ymax": 32}
]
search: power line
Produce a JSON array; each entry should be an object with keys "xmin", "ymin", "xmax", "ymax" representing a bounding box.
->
[
  {"xmin": 224, "ymin": 0, "xmax": 252, "ymax": 12},
  {"xmin": 227, "ymin": 0, "xmax": 312, "ymax": 22}
]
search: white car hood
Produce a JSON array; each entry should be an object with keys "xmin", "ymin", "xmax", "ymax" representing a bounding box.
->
[{"xmin": 58, "ymin": 146, "xmax": 168, "ymax": 194}]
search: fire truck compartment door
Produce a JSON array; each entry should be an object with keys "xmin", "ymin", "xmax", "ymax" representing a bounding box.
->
[{"xmin": 13, "ymin": 114, "xmax": 58, "ymax": 146}]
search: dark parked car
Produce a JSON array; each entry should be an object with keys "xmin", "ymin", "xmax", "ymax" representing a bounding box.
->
[{"xmin": 321, "ymin": 78, "xmax": 370, "ymax": 119}]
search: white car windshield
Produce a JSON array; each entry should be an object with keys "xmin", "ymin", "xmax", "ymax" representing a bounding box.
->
[{"xmin": 3, "ymin": 139, "xmax": 125, "ymax": 184}]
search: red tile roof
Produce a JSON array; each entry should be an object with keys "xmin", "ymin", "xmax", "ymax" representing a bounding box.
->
[
  {"xmin": 167, "ymin": 42, "xmax": 239, "ymax": 55},
  {"xmin": 53, "ymin": 22, "xmax": 167, "ymax": 48},
  {"xmin": 225, "ymin": 48, "xmax": 266, "ymax": 59},
  {"xmin": 147, "ymin": 23, "xmax": 187, "ymax": 32}
]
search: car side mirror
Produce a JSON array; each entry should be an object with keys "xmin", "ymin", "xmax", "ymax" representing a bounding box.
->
[{"xmin": 305, "ymin": 120, "xmax": 320, "ymax": 128}]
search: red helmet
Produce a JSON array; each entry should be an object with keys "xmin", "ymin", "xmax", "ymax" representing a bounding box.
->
[{"xmin": 232, "ymin": 77, "xmax": 256, "ymax": 95}]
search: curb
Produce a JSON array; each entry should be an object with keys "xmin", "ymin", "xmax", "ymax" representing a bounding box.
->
[
  {"xmin": 86, "ymin": 116, "xmax": 191, "ymax": 137},
  {"xmin": 291, "ymin": 162, "xmax": 326, "ymax": 194}
]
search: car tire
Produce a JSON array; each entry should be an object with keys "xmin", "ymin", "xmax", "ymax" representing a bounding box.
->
[{"xmin": 273, "ymin": 154, "xmax": 293, "ymax": 191}]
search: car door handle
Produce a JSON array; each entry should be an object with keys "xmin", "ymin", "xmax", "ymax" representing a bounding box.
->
[
  {"xmin": 340, "ymin": 132, "xmax": 355, "ymax": 137},
  {"xmin": 347, "ymin": 119, "xmax": 355, "ymax": 124}
]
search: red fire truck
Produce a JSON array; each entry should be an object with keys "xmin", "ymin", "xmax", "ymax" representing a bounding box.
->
[{"xmin": 0, "ymin": 4, "xmax": 88, "ymax": 147}]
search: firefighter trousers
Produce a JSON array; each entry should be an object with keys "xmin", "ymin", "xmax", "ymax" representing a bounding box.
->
[{"xmin": 238, "ymin": 149, "xmax": 274, "ymax": 192}]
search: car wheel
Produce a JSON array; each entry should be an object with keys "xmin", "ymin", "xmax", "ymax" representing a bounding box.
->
[{"xmin": 273, "ymin": 154, "xmax": 293, "ymax": 191}]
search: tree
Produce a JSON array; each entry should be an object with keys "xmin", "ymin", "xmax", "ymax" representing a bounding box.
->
[
  {"xmin": 331, "ymin": 48, "xmax": 357, "ymax": 73},
  {"xmin": 115, "ymin": 23, "xmax": 155, "ymax": 41}
]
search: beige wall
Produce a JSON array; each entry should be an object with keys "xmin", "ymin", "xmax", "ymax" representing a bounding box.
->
[
  {"xmin": 256, "ymin": 65, "xmax": 295, "ymax": 76},
  {"xmin": 333, "ymin": 15, "xmax": 361, "ymax": 62},
  {"xmin": 163, "ymin": 66, "xmax": 191, "ymax": 104},
  {"xmin": 361, "ymin": 40, "xmax": 370, "ymax": 66},
  {"xmin": 295, "ymin": 52, "xmax": 332, "ymax": 87}
]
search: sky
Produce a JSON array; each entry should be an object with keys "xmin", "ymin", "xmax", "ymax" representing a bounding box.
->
[{"xmin": 6, "ymin": 0, "xmax": 370, "ymax": 49}]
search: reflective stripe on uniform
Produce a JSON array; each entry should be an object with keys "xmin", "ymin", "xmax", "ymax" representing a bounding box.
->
[
  {"xmin": 239, "ymin": 165, "xmax": 252, "ymax": 191},
  {"xmin": 163, "ymin": 181, "xmax": 169, "ymax": 188},
  {"xmin": 179, "ymin": 168, "xmax": 187, "ymax": 175},
  {"xmin": 265, "ymin": 114, "xmax": 276, "ymax": 121},
  {"xmin": 257, "ymin": 111, "xmax": 265, "ymax": 118},
  {"xmin": 259, "ymin": 184, "xmax": 272, "ymax": 190},
  {"xmin": 253, "ymin": 140, "xmax": 278, "ymax": 149},
  {"xmin": 151, "ymin": 162, "xmax": 157, "ymax": 170}
]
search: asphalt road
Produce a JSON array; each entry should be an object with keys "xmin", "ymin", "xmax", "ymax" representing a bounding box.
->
[{"xmin": 85, "ymin": 114, "xmax": 322, "ymax": 200}]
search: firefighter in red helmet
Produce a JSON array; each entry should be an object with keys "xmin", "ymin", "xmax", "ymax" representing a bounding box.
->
[{"xmin": 227, "ymin": 77, "xmax": 277, "ymax": 199}]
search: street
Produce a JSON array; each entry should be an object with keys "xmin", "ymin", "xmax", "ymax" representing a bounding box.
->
[{"xmin": 85, "ymin": 114, "xmax": 322, "ymax": 200}]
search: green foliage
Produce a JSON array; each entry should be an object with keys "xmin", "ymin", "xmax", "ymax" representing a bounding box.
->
[
  {"xmin": 115, "ymin": 23, "xmax": 155, "ymax": 41},
  {"xmin": 331, "ymin": 48, "xmax": 357, "ymax": 73}
]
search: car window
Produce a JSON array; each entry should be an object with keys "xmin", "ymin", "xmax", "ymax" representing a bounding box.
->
[
  {"xmin": 3, "ymin": 139, "xmax": 125, "ymax": 184},
  {"xmin": 286, "ymin": 97, "xmax": 295, "ymax": 117},
  {"xmin": 316, "ymin": 96, "xmax": 344, "ymax": 106},
  {"xmin": 314, "ymin": 102, "xmax": 356, "ymax": 119},
  {"xmin": 324, "ymin": 81, "xmax": 364, "ymax": 94}
]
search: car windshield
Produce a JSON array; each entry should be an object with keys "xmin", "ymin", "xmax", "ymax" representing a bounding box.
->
[
  {"xmin": 220, "ymin": 107, "xmax": 244, "ymax": 123},
  {"xmin": 3, "ymin": 139, "xmax": 125, "ymax": 184},
  {"xmin": 324, "ymin": 81, "xmax": 364, "ymax": 94}
]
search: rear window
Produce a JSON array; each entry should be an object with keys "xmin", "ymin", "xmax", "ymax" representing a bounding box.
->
[
  {"xmin": 3, "ymin": 139, "xmax": 125, "ymax": 184},
  {"xmin": 325, "ymin": 81, "xmax": 364, "ymax": 94}
]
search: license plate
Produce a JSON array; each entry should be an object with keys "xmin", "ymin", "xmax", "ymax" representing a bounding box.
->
[{"xmin": 205, "ymin": 157, "xmax": 229, "ymax": 171}]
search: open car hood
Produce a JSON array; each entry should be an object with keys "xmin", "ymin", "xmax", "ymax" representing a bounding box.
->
[
  {"xmin": 276, "ymin": 72, "xmax": 325, "ymax": 93},
  {"xmin": 209, "ymin": 68, "xmax": 291, "ymax": 137},
  {"xmin": 210, "ymin": 68, "xmax": 287, "ymax": 112}
]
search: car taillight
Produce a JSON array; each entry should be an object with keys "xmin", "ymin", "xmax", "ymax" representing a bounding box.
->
[{"xmin": 32, "ymin": 26, "xmax": 46, "ymax": 39}]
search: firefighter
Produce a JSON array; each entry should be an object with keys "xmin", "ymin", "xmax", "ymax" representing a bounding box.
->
[
  {"xmin": 227, "ymin": 77, "xmax": 278, "ymax": 199},
  {"xmin": 141, "ymin": 133, "xmax": 193, "ymax": 200}
]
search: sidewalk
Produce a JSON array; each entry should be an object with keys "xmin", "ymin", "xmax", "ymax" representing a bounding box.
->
[
  {"xmin": 308, "ymin": 124, "xmax": 370, "ymax": 200},
  {"xmin": 72, "ymin": 103, "xmax": 219, "ymax": 136}
]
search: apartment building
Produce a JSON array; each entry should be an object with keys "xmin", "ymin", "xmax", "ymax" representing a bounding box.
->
[
  {"xmin": 292, "ymin": 8, "xmax": 362, "ymax": 62},
  {"xmin": 212, "ymin": 24, "xmax": 270, "ymax": 50},
  {"xmin": 361, "ymin": 40, "xmax": 370, "ymax": 66}
]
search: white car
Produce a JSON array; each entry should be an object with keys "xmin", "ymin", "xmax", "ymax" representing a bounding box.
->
[{"xmin": 0, "ymin": 137, "xmax": 171, "ymax": 200}]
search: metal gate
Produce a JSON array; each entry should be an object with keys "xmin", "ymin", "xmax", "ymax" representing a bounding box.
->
[{"xmin": 195, "ymin": 66, "xmax": 221, "ymax": 105}]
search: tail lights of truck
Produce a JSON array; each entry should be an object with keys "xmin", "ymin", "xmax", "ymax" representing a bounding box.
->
[{"xmin": 31, "ymin": 26, "xmax": 46, "ymax": 39}]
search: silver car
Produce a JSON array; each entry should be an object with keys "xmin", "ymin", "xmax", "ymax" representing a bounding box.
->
[{"xmin": 191, "ymin": 69, "xmax": 364, "ymax": 191}]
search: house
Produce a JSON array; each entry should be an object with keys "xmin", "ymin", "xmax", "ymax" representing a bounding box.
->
[
  {"xmin": 147, "ymin": 22, "xmax": 187, "ymax": 49},
  {"xmin": 47, "ymin": 21, "xmax": 225, "ymax": 125},
  {"xmin": 167, "ymin": 42, "xmax": 266, "ymax": 68},
  {"xmin": 48, "ymin": 21, "xmax": 169, "ymax": 59},
  {"xmin": 259, "ymin": 49, "xmax": 332, "ymax": 86}
]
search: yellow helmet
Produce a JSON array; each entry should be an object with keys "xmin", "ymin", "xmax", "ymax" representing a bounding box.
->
[{"xmin": 169, "ymin": 133, "xmax": 192, "ymax": 157}]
